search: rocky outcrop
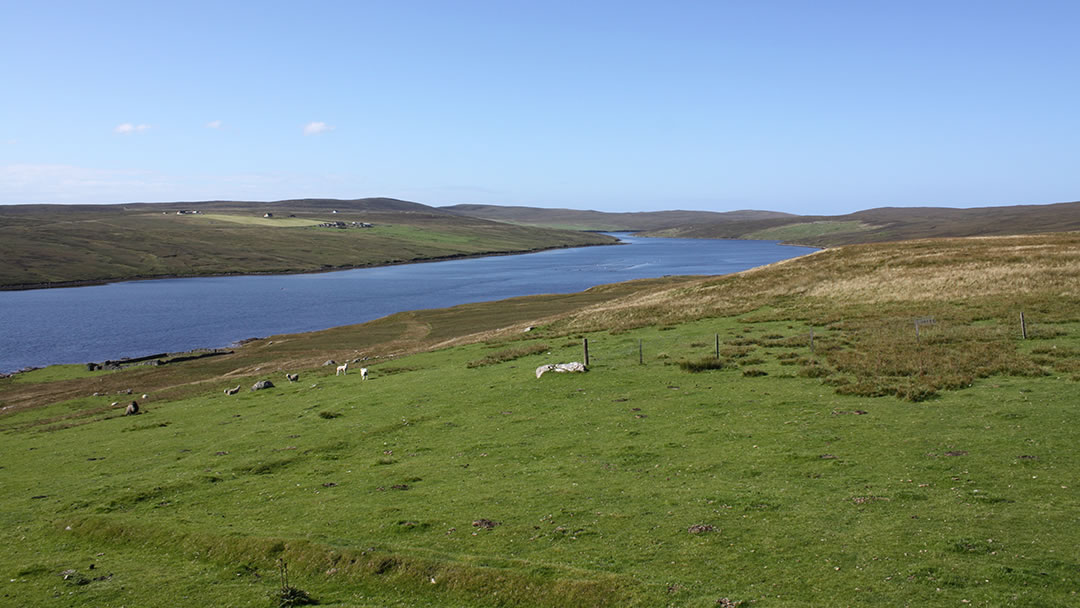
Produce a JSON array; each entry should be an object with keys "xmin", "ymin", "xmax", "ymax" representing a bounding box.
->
[{"xmin": 251, "ymin": 380, "xmax": 275, "ymax": 391}]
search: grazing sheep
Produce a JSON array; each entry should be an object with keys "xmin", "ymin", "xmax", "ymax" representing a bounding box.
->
[
  {"xmin": 286, "ymin": 373, "xmax": 299, "ymax": 382},
  {"xmin": 225, "ymin": 385, "xmax": 241, "ymax": 395},
  {"xmin": 336, "ymin": 362, "xmax": 349, "ymax": 376},
  {"xmin": 124, "ymin": 401, "xmax": 140, "ymax": 416},
  {"xmin": 360, "ymin": 367, "xmax": 368, "ymax": 380}
]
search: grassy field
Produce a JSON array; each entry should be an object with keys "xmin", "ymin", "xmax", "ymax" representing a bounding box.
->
[
  {"xmin": 0, "ymin": 199, "xmax": 615, "ymax": 289},
  {"xmin": 199, "ymin": 214, "xmax": 326, "ymax": 227},
  {"xmin": 2, "ymin": 232, "xmax": 1078, "ymax": 607}
]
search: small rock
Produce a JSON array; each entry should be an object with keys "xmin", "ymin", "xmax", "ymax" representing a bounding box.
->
[
  {"xmin": 535, "ymin": 361, "xmax": 587, "ymax": 378},
  {"xmin": 251, "ymin": 380, "xmax": 275, "ymax": 391}
]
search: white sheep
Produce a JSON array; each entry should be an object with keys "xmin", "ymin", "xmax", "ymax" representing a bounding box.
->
[{"xmin": 336, "ymin": 362, "xmax": 349, "ymax": 376}]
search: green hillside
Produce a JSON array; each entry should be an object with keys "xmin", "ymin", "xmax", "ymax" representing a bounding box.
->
[
  {"xmin": 2, "ymin": 232, "xmax": 1078, "ymax": 607},
  {"xmin": 441, "ymin": 204, "xmax": 794, "ymax": 231},
  {"xmin": 642, "ymin": 201, "xmax": 1080, "ymax": 246},
  {"xmin": 0, "ymin": 199, "xmax": 617, "ymax": 289}
]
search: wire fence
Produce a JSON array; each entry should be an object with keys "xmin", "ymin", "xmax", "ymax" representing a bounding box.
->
[{"xmin": 555, "ymin": 311, "xmax": 1052, "ymax": 370}]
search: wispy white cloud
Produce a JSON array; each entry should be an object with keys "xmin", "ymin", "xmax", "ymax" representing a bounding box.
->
[
  {"xmin": 206, "ymin": 120, "xmax": 223, "ymax": 129},
  {"xmin": 0, "ymin": 164, "xmax": 163, "ymax": 203},
  {"xmin": 0, "ymin": 163, "xmax": 372, "ymax": 205},
  {"xmin": 303, "ymin": 121, "xmax": 333, "ymax": 136},
  {"xmin": 115, "ymin": 123, "xmax": 151, "ymax": 135}
]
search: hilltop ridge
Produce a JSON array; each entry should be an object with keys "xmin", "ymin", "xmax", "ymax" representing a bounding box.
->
[
  {"xmin": 443, "ymin": 199, "xmax": 1080, "ymax": 245},
  {"xmin": 643, "ymin": 200, "xmax": 1080, "ymax": 245},
  {"xmin": 441, "ymin": 203, "xmax": 793, "ymax": 231}
]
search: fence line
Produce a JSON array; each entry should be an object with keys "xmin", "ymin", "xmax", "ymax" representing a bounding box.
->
[{"xmin": 555, "ymin": 311, "xmax": 1047, "ymax": 369}]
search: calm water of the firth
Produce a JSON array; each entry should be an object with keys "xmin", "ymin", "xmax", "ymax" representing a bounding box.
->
[{"xmin": 0, "ymin": 235, "xmax": 816, "ymax": 373}]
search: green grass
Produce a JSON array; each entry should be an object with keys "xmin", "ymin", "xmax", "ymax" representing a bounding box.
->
[
  {"xmin": 2, "ymin": 232, "xmax": 1079, "ymax": 606},
  {"xmin": 467, "ymin": 343, "xmax": 551, "ymax": 368},
  {"xmin": 199, "ymin": 214, "xmax": 326, "ymax": 227},
  {"xmin": 3, "ymin": 314, "xmax": 1079, "ymax": 607},
  {"xmin": 9, "ymin": 364, "xmax": 118, "ymax": 384}
]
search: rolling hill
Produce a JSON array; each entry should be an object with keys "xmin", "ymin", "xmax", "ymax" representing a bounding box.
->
[
  {"xmin": 444, "ymin": 200, "xmax": 1080, "ymax": 246},
  {"xmin": 0, "ymin": 198, "xmax": 617, "ymax": 289},
  {"xmin": 641, "ymin": 200, "xmax": 1080, "ymax": 245},
  {"xmin": 440, "ymin": 203, "xmax": 794, "ymax": 231}
]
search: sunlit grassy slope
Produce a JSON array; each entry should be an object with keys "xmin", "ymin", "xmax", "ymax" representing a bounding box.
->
[
  {"xmin": 0, "ymin": 199, "xmax": 616, "ymax": 289},
  {"xmin": 2, "ymin": 232, "xmax": 1078, "ymax": 607}
]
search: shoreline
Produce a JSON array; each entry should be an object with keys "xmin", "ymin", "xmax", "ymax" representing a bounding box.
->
[
  {"xmin": 0, "ymin": 236, "xmax": 815, "ymax": 375},
  {"xmin": 0, "ymin": 240, "xmax": 623, "ymax": 292}
]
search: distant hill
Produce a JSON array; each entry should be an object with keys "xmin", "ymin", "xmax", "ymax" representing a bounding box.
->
[
  {"xmin": 443, "ymin": 200, "xmax": 1080, "ymax": 246},
  {"xmin": 0, "ymin": 198, "xmax": 616, "ymax": 289},
  {"xmin": 441, "ymin": 204, "xmax": 794, "ymax": 231},
  {"xmin": 641, "ymin": 200, "xmax": 1080, "ymax": 246}
]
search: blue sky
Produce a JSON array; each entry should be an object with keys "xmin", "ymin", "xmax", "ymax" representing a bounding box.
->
[{"xmin": 2, "ymin": 1, "xmax": 1078, "ymax": 214}]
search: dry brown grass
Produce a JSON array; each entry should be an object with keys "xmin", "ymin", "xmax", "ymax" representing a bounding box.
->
[
  {"xmin": 551, "ymin": 232, "xmax": 1080, "ymax": 333},
  {"xmin": 541, "ymin": 232, "xmax": 1080, "ymax": 400}
]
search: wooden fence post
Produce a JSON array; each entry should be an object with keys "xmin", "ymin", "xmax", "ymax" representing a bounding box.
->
[
  {"xmin": 583, "ymin": 338, "xmax": 590, "ymax": 367},
  {"xmin": 914, "ymin": 317, "xmax": 935, "ymax": 345},
  {"xmin": 809, "ymin": 328, "xmax": 814, "ymax": 353},
  {"xmin": 638, "ymin": 339, "xmax": 643, "ymax": 365},
  {"xmin": 1021, "ymin": 312, "xmax": 1027, "ymax": 340},
  {"xmin": 715, "ymin": 334, "xmax": 720, "ymax": 359}
]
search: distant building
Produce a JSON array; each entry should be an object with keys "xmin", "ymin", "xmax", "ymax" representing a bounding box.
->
[{"xmin": 263, "ymin": 212, "xmax": 273, "ymax": 218}]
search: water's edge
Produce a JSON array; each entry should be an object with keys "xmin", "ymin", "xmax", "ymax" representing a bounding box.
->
[
  {"xmin": 0, "ymin": 235, "xmax": 818, "ymax": 374},
  {"xmin": 0, "ymin": 241, "xmax": 620, "ymax": 292}
]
